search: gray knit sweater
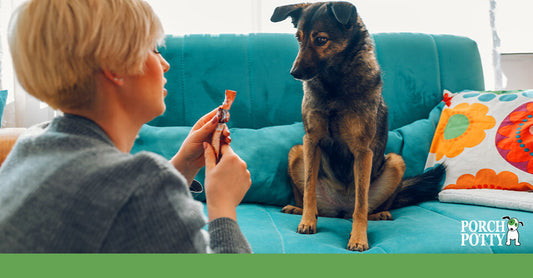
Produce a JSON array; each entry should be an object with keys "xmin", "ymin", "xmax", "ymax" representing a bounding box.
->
[{"xmin": 0, "ymin": 114, "xmax": 251, "ymax": 253}]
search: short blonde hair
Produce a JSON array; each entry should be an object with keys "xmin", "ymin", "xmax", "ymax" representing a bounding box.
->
[{"xmin": 8, "ymin": 0, "xmax": 165, "ymax": 110}]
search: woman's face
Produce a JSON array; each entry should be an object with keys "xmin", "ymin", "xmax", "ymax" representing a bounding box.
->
[{"xmin": 122, "ymin": 49, "xmax": 170, "ymax": 123}]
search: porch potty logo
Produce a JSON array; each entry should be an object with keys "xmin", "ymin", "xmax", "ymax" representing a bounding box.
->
[{"xmin": 461, "ymin": 216, "xmax": 524, "ymax": 247}]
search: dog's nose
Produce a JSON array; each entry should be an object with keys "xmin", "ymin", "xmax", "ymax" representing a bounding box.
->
[{"xmin": 290, "ymin": 67, "xmax": 305, "ymax": 80}]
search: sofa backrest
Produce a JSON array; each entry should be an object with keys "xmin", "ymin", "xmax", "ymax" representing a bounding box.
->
[
  {"xmin": 150, "ymin": 33, "xmax": 484, "ymax": 130},
  {"xmin": 374, "ymin": 33, "xmax": 484, "ymax": 129}
]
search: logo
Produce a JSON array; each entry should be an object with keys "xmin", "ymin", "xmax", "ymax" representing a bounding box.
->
[
  {"xmin": 460, "ymin": 216, "xmax": 524, "ymax": 247},
  {"xmin": 503, "ymin": 216, "xmax": 524, "ymax": 246}
]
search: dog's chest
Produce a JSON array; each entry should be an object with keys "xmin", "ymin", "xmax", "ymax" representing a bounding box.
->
[
  {"xmin": 304, "ymin": 104, "xmax": 358, "ymax": 139},
  {"xmin": 316, "ymin": 180, "xmax": 356, "ymax": 218},
  {"xmin": 315, "ymin": 139, "xmax": 357, "ymax": 218},
  {"xmin": 303, "ymin": 91, "xmax": 366, "ymax": 137}
]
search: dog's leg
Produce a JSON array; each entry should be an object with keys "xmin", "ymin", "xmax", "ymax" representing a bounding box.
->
[
  {"xmin": 348, "ymin": 148, "xmax": 373, "ymax": 251},
  {"xmin": 282, "ymin": 145, "xmax": 304, "ymax": 215},
  {"xmin": 367, "ymin": 153, "xmax": 406, "ymax": 219},
  {"xmin": 506, "ymin": 233, "xmax": 511, "ymax": 246},
  {"xmin": 297, "ymin": 135, "xmax": 321, "ymax": 234}
]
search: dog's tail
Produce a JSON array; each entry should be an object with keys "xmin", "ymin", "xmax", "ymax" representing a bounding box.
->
[{"xmin": 388, "ymin": 164, "xmax": 446, "ymax": 210}]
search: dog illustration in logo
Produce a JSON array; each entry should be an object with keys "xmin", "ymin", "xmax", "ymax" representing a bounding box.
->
[{"xmin": 503, "ymin": 216, "xmax": 523, "ymax": 246}]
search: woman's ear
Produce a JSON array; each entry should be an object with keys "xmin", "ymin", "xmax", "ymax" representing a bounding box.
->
[{"xmin": 102, "ymin": 70, "xmax": 124, "ymax": 86}]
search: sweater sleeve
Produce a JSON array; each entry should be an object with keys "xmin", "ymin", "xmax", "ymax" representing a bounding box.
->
[
  {"xmin": 99, "ymin": 152, "xmax": 252, "ymax": 253},
  {"xmin": 208, "ymin": 217, "xmax": 252, "ymax": 253},
  {"xmin": 99, "ymin": 154, "xmax": 210, "ymax": 253},
  {"xmin": 99, "ymin": 179, "xmax": 209, "ymax": 252}
]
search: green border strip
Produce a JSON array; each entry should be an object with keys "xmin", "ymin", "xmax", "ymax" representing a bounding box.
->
[{"xmin": 1, "ymin": 254, "xmax": 531, "ymax": 277}]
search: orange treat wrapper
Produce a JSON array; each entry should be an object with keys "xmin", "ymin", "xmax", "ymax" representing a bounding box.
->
[{"xmin": 212, "ymin": 90, "xmax": 236, "ymax": 161}]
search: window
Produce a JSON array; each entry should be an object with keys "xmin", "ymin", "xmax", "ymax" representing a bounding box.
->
[
  {"xmin": 496, "ymin": 0, "xmax": 533, "ymax": 54},
  {"xmin": 495, "ymin": 0, "xmax": 533, "ymax": 90},
  {"xmin": 1, "ymin": 0, "xmax": 531, "ymax": 127}
]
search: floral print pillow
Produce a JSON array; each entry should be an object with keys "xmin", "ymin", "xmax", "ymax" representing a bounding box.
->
[{"xmin": 426, "ymin": 90, "xmax": 533, "ymax": 210}]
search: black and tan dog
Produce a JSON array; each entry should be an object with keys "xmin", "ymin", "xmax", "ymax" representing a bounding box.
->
[{"xmin": 271, "ymin": 1, "xmax": 445, "ymax": 251}]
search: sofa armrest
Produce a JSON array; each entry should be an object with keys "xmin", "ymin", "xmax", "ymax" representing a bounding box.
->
[{"xmin": 0, "ymin": 128, "xmax": 26, "ymax": 166}]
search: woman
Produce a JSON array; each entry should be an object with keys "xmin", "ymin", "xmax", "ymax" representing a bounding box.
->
[{"xmin": 0, "ymin": 0, "xmax": 252, "ymax": 253}]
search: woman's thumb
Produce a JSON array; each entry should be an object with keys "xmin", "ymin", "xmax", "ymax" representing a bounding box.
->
[{"xmin": 203, "ymin": 142, "xmax": 216, "ymax": 169}]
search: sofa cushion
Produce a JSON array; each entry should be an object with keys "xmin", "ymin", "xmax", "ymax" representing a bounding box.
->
[
  {"xmin": 386, "ymin": 101, "xmax": 444, "ymax": 178},
  {"xmin": 426, "ymin": 90, "xmax": 533, "ymax": 212},
  {"xmin": 149, "ymin": 34, "xmax": 303, "ymax": 129},
  {"xmin": 233, "ymin": 201, "xmax": 533, "ymax": 253},
  {"xmin": 148, "ymin": 34, "xmax": 484, "ymax": 131},
  {"xmin": 132, "ymin": 122, "xmax": 305, "ymax": 206}
]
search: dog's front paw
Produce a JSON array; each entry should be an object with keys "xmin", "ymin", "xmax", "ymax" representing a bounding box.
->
[
  {"xmin": 347, "ymin": 233, "xmax": 369, "ymax": 252},
  {"xmin": 281, "ymin": 205, "xmax": 303, "ymax": 215},
  {"xmin": 297, "ymin": 220, "xmax": 317, "ymax": 234},
  {"xmin": 347, "ymin": 241, "xmax": 369, "ymax": 252}
]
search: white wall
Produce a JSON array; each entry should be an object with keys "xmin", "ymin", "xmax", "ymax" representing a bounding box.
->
[
  {"xmin": 501, "ymin": 54, "xmax": 533, "ymax": 90},
  {"xmin": 2, "ymin": 0, "xmax": 532, "ymax": 127}
]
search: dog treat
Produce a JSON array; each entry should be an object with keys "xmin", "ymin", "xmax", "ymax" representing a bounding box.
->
[{"xmin": 211, "ymin": 90, "xmax": 236, "ymax": 162}]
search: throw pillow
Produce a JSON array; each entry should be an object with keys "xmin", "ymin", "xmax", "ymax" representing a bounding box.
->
[
  {"xmin": 426, "ymin": 90, "xmax": 533, "ymax": 212},
  {"xmin": 386, "ymin": 101, "xmax": 444, "ymax": 178},
  {"xmin": 131, "ymin": 122, "xmax": 305, "ymax": 206}
]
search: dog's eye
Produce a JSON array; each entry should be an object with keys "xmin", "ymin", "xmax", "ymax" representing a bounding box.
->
[{"xmin": 315, "ymin": 37, "xmax": 328, "ymax": 46}]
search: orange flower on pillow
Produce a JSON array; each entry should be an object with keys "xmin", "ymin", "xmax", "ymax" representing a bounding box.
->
[
  {"xmin": 430, "ymin": 103, "xmax": 496, "ymax": 160},
  {"xmin": 444, "ymin": 168, "xmax": 533, "ymax": 191}
]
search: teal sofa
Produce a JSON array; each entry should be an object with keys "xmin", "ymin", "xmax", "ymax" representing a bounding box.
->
[{"xmin": 131, "ymin": 33, "xmax": 533, "ymax": 253}]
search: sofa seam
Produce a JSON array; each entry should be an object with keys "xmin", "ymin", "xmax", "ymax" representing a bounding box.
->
[
  {"xmin": 247, "ymin": 35, "xmax": 255, "ymax": 128},
  {"xmin": 179, "ymin": 36, "xmax": 186, "ymax": 125},
  {"xmin": 262, "ymin": 206, "xmax": 286, "ymax": 253},
  {"xmin": 429, "ymin": 34, "xmax": 444, "ymax": 108}
]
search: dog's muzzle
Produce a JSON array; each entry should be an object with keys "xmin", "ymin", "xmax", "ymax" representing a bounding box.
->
[
  {"xmin": 290, "ymin": 65, "xmax": 318, "ymax": 81},
  {"xmin": 290, "ymin": 67, "xmax": 306, "ymax": 80}
]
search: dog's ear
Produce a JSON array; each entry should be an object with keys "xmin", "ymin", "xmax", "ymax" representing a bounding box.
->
[
  {"xmin": 328, "ymin": 1, "xmax": 357, "ymax": 27},
  {"xmin": 270, "ymin": 4, "xmax": 307, "ymax": 27},
  {"xmin": 503, "ymin": 216, "xmax": 511, "ymax": 220}
]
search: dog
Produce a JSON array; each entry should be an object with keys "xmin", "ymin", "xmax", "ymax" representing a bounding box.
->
[
  {"xmin": 503, "ymin": 216, "xmax": 523, "ymax": 246},
  {"xmin": 271, "ymin": 1, "xmax": 445, "ymax": 251}
]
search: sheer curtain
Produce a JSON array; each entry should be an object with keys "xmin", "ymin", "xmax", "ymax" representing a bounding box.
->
[
  {"xmin": 1, "ymin": 0, "xmax": 530, "ymax": 127},
  {"xmin": 1, "ymin": 0, "xmax": 59, "ymax": 128}
]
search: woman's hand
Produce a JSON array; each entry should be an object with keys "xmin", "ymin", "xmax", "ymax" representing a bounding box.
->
[
  {"xmin": 170, "ymin": 108, "xmax": 230, "ymax": 186},
  {"xmin": 203, "ymin": 142, "xmax": 251, "ymax": 221}
]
